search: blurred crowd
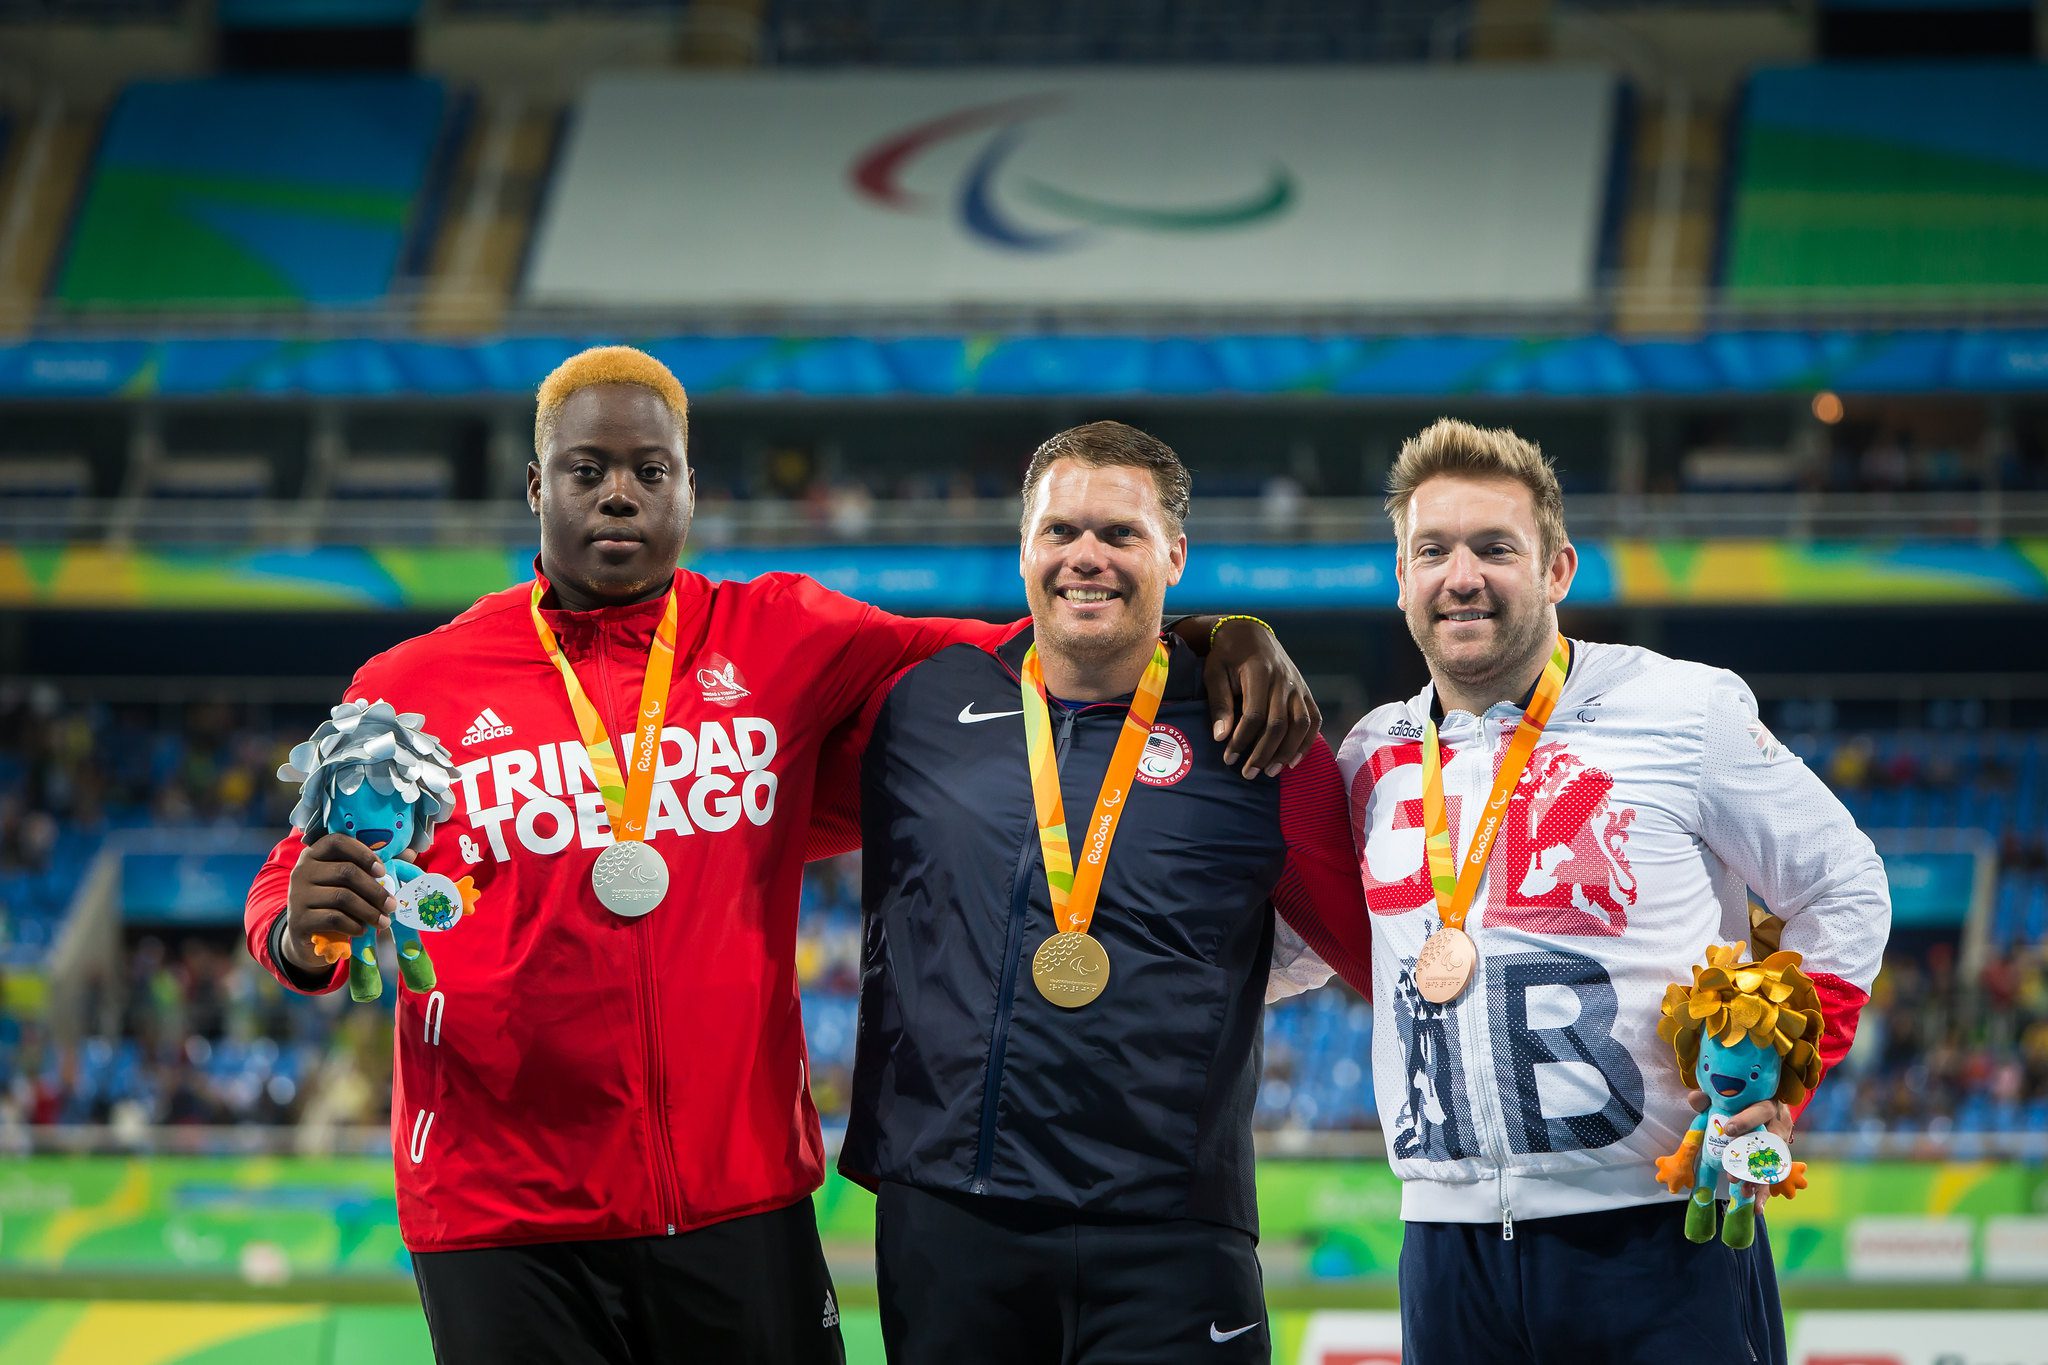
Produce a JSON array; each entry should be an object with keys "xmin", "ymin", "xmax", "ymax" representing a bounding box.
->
[
  {"xmin": 1818, "ymin": 941, "xmax": 2048, "ymax": 1137},
  {"xmin": 0, "ymin": 939, "xmax": 388, "ymax": 1141},
  {"xmin": 2, "ymin": 692, "xmax": 2045, "ymax": 1144},
  {"xmin": 0, "ymin": 683, "xmax": 308, "ymax": 864}
]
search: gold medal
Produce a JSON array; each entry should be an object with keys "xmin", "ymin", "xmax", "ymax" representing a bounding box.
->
[
  {"xmin": 1017, "ymin": 642, "xmax": 1168, "ymax": 1013},
  {"xmin": 1031, "ymin": 931, "xmax": 1111, "ymax": 1008},
  {"xmin": 1415, "ymin": 926, "xmax": 1477, "ymax": 1004}
]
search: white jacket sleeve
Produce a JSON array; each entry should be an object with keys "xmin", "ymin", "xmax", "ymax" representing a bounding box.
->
[
  {"xmin": 1265, "ymin": 917, "xmax": 1335, "ymax": 1004},
  {"xmin": 1694, "ymin": 672, "xmax": 1890, "ymax": 994}
]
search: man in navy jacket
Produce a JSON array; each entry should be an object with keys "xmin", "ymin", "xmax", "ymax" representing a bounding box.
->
[{"xmin": 821, "ymin": 422, "xmax": 1375, "ymax": 1364}]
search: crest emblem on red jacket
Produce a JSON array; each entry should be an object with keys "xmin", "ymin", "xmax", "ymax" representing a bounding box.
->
[{"xmin": 697, "ymin": 656, "xmax": 750, "ymax": 706}]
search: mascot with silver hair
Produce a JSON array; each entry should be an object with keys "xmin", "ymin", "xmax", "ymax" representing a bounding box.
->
[{"xmin": 280, "ymin": 700, "xmax": 481, "ymax": 1002}]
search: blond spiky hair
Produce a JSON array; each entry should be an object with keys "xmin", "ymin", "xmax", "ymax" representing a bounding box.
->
[
  {"xmin": 1657, "ymin": 942, "xmax": 1826, "ymax": 1108},
  {"xmin": 1385, "ymin": 418, "xmax": 1567, "ymax": 564},
  {"xmin": 533, "ymin": 345, "xmax": 690, "ymax": 459}
]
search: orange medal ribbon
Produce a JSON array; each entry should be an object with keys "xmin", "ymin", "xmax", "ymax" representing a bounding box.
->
[
  {"xmin": 528, "ymin": 580, "xmax": 679, "ymax": 842},
  {"xmin": 1019, "ymin": 641, "xmax": 1170, "ymax": 934},
  {"xmin": 1419, "ymin": 634, "xmax": 1571, "ymax": 935}
]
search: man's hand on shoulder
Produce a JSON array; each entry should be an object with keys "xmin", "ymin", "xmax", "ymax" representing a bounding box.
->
[{"xmin": 1173, "ymin": 615, "xmax": 1321, "ymax": 778}]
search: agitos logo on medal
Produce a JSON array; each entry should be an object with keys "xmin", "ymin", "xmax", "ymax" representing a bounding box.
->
[{"xmin": 849, "ymin": 96, "xmax": 1295, "ymax": 253}]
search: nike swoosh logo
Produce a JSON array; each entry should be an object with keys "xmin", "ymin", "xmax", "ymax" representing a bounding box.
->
[
  {"xmin": 1210, "ymin": 1322, "xmax": 1259, "ymax": 1343},
  {"xmin": 958, "ymin": 705, "xmax": 1025, "ymax": 724}
]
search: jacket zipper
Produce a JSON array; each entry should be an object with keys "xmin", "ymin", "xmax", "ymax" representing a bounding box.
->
[
  {"xmin": 595, "ymin": 618, "xmax": 684, "ymax": 1235},
  {"xmin": 973, "ymin": 704, "xmax": 1078, "ymax": 1192},
  {"xmin": 1459, "ymin": 710, "xmax": 1519, "ymax": 1242}
]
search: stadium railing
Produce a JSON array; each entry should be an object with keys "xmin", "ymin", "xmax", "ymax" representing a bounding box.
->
[{"xmin": 7, "ymin": 491, "xmax": 2047, "ymax": 547}]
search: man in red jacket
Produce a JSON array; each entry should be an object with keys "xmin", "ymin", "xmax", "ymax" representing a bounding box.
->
[{"xmin": 245, "ymin": 346, "xmax": 1323, "ymax": 1365}]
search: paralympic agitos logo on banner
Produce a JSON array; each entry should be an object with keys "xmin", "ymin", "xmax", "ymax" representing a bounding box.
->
[{"xmin": 848, "ymin": 95, "xmax": 1295, "ymax": 252}]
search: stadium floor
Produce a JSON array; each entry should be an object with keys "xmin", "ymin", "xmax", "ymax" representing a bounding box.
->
[{"xmin": 3, "ymin": 1282, "xmax": 2046, "ymax": 1365}]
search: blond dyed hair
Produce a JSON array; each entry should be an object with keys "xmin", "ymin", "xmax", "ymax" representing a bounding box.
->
[
  {"xmin": 533, "ymin": 346, "xmax": 690, "ymax": 459},
  {"xmin": 1385, "ymin": 418, "xmax": 1567, "ymax": 564}
]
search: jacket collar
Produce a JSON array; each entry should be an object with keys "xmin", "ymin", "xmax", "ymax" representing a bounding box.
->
[
  {"xmin": 1420, "ymin": 637, "xmax": 1576, "ymax": 725},
  {"xmin": 528, "ymin": 557, "xmax": 710, "ymax": 643},
  {"xmin": 995, "ymin": 624, "xmax": 1201, "ymax": 706}
]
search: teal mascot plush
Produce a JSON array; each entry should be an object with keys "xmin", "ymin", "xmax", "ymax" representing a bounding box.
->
[
  {"xmin": 280, "ymin": 700, "xmax": 479, "ymax": 1002},
  {"xmin": 1653, "ymin": 943, "xmax": 1825, "ymax": 1248}
]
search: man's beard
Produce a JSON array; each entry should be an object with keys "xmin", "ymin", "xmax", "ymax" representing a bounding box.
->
[
  {"xmin": 1037, "ymin": 609, "xmax": 1155, "ymax": 662},
  {"xmin": 1409, "ymin": 598, "xmax": 1553, "ymax": 700}
]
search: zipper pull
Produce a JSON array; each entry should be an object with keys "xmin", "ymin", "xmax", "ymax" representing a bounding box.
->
[{"xmin": 1501, "ymin": 1203, "xmax": 1515, "ymax": 1242}]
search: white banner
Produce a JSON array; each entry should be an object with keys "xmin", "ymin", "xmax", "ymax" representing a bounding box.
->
[
  {"xmin": 527, "ymin": 68, "xmax": 1616, "ymax": 311},
  {"xmin": 1788, "ymin": 1311, "xmax": 2048, "ymax": 1365},
  {"xmin": 1986, "ymin": 1215, "xmax": 2048, "ymax": 1282},
  {"xmin": 1285, "ymin": 1310, "xmax": 2048, "ymax": 1365},
  {"xmin": 1846, "ymin": 1217, "xmax": 1976, "ymax": 1282}
]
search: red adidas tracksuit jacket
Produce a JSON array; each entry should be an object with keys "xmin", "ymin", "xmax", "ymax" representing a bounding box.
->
[{"xmin": 244, "ymin": 566, "xmax": 1012, "ymax": 1251}]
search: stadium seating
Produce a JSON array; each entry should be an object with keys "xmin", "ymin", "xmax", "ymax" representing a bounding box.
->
[
  {"xmin": 1725, "ymin": 64, "xmax": 2048, "ymax": 303},
  {"xmin": 762, "ymin": 0, "xmax": 1464, "ymax": 65},
  {"xmin": 53, "ymin": 77, "xmax": 454, "ymax": 312}
]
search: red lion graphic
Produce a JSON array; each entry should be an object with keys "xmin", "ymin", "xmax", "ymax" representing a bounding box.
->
[{"xmin": 1353, "ymin": 739, "xmax": 1636, "ymax": 936}]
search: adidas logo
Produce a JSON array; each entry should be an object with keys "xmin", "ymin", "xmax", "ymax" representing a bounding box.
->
[
  {"xmin": 820, "ymin": 1290, "xmax": 839, "ymax": 1329},
  {"xmin": 461, "ymin": 708, "xmax": 514, "ymax": 746},
  {"xmin": 1389, "ymin": 718, "xmax": 1424, "ymax": 740}
]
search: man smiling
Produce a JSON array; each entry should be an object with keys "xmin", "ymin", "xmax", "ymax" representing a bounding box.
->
[
  {"xmin": 1330, "ymin": 418, "xmax": 1890, "ymax": 1363},
  {"xmin": 242, "ymin": 350, "xmax": 1323, "ymax": 1364},
  {"xmin": 816, "ymin": 422, "xmax": 1375, "ymax": 1364}
]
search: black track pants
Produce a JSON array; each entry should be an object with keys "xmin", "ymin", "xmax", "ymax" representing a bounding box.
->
[
  {"xmin": 411, "ymin": 1197, "xmax": 846, "ymax": 1365},
  {"xmin": 875, "ymin": 1181, "xmax": 1269, "ymax": 1365}
]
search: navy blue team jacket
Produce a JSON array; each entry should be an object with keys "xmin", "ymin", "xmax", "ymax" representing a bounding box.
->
[{"xmin": 833, "ymin": 628, "xmax": 1371, "ymax": 1236}]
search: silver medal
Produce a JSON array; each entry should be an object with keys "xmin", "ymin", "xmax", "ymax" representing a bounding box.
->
[{"xmin": 591, "ymin": 840, "xmax": 668, "ymax": 918}]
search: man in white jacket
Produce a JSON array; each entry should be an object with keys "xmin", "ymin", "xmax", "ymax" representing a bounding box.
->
[{"xmin": 1334, "ymin": 418, "xmax": 1889, "ymax": 1364}]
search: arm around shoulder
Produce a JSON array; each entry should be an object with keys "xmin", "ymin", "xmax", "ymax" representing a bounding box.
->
[{"xmin": 1270, "ymin": 737, "xmax": 1373, "ymax": 999}]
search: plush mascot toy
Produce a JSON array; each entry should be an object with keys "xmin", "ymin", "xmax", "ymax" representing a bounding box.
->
[
  {"xmin": 1653, "ymin": 942, "xmax": 1824, "ymax": 1248},
  {"xmin": 279, "ymin": 700, "xmax": 479, "ymax": 1002}
]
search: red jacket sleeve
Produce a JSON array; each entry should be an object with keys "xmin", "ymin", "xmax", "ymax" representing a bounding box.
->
[
  {"xmin": 1273, "ymin": 737, "xmax": 1374, "ymax": 999},
  {"xmin": 1792, "ymin": 971, "xmax": 1869, "ymax": 1123},
  {"xmin": 771, "ymin": 574, "xmax": 1022, "ymax": 729},
  {"xmin": 803, "ymin": 663, "xmax": 916, "ymax": 863},
  {"xmin": 244, "ymin": 829, "xmax": 347, "ymax": 995}
]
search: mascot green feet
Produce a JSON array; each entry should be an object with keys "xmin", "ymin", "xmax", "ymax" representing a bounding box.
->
[
  {"xmin": 398, "ymin": 940, "xmax": 438, "ymax": 993},
  {"xmin": 1685, "ymin": 1189, "xmax": 1716, "ymax": 1244},
  {"xmin": 348, "ymin": 949, "xmax": 383, "ymax": 1003},
  {"xmin": 1722, "ymin": 1199, "xmax": 1757, "ymax": 1250}
]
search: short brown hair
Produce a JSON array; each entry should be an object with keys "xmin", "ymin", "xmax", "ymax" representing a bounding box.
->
[
  {"xmin": 1385, "ymin": 418, "xmax": 1567, "ymax": 563},
  {"xmin": 534, "ymin": 345, "xmax": 690, "ymax": 459},
  {"xmin": 1020, "ymin": 421, "xmax": 1192, "ymax": 533}
]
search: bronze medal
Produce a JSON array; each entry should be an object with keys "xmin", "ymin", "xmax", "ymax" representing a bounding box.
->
[
  {"xmin": 1415, "ymin": 926, "xmax": 1477, "ymax": 1004},
  {"xmin": 1031, "ymin": 931, "xmax": 1111, "ymax": 1008}
]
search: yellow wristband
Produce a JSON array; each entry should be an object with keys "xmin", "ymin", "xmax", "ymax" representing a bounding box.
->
[{"xmin": 1208, "ymin": 614, "xmax": 1275, "ymax": 650}]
